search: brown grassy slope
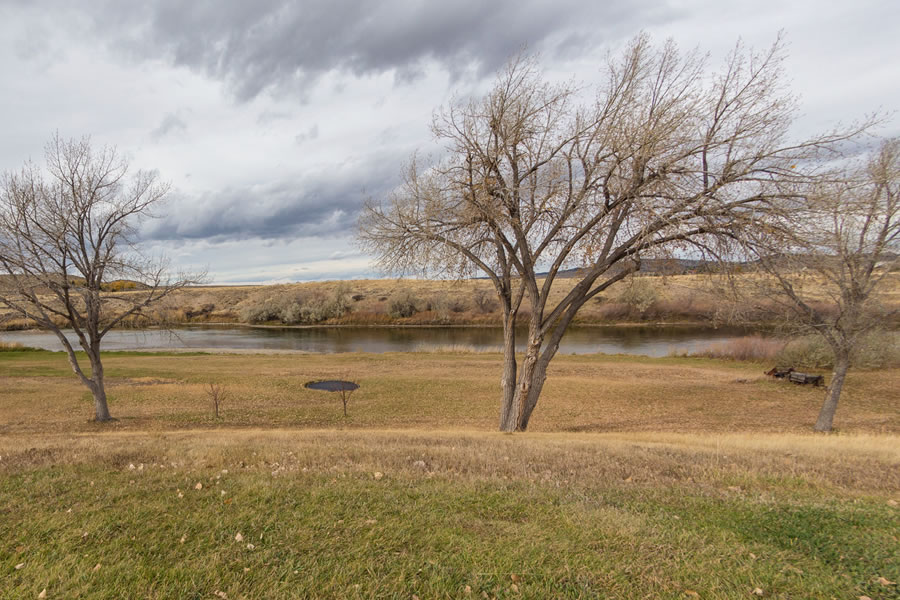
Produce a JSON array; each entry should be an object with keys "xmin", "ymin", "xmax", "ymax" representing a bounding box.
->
[
  {"xmin": 1, "ymin": 428, "xmax": 897, "ymax": 599},
  {"xmin": 185, "ymin": 275, "xmax": 754, "ymax": 325},
  {"xmin": 128, "ymin": 269, "xmax": 900, "ymax": 325},
  {"xmin": 0, "ymin": 351, "xmax": 896, "ymax": 435},
  {"xmin": 3, "ymin": 271, "xmax": 899, "ymax": 329},
  {"xmin": 3, "ymin": 428, "xmax": 898, "ymax": 498}
]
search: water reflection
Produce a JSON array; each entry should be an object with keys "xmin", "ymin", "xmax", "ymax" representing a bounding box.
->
[{"xmin": 1, "ymin": 324, "xmax": 752, "ymax": 357}]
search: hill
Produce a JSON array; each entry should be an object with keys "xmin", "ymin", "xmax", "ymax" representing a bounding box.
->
[{"xmin": 2, "ymin": 269, "xmax": 899, "ymax": 331}]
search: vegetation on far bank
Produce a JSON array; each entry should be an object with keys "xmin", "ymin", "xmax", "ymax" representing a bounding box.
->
[
  {"xmin": 681, "ymin": 331, "xmax": 900, "ymax": 370},
  {"xmin": 3, "ymin": 271, "xmax": 899, "ymax": 332}
]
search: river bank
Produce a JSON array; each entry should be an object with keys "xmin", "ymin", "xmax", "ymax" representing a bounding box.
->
[{"xmin": 0, "ymin": 274, "xmax": 811, "ymax": 331}]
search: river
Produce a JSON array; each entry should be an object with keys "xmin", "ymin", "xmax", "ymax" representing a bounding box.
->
[{"xmin": 0, "ymin": 324, "xmax": 750, "ymax": 357}]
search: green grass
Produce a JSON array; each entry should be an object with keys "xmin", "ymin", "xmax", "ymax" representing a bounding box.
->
[
  {"xmin": 2, "ymin": 431, "xmax": 898, "ymax": 599},
  {"xmin": 1, "ymin": 349, "xmax": 898, "ymax": 598}
]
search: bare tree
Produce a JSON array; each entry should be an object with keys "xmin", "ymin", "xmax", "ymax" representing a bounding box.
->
[
  {"xmin": 740, "ymin": 139, "xmax": 899, "ymax": 432},
  {"xmin": 207, "ymin": 383, "xmax": 228, "ymax": 419},
  {"xmin": 337, "ymin": 381, "xmax": 355, "ymax": 418},
  {"xmin": 0, "ymin": 134, "xmax": 202, "ymax": 421},
  {"xmin": 360, "ymin": 35, "xmax": 873, "ymax": 432}
]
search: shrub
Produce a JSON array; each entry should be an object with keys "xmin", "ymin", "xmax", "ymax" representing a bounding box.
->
[
  {"xmin": 239, "ymin": 285, "xmax": 351, "ymax": 325},
  {"xmin": 185, "ymin": 303, "xmax": 215, "ymax": 320},
  {"xmin": 280, "ymin": 301, "xmax": 305, "ymax": 324},
  {"xmin": 615, "ymin": 277, "xmax": 658, "ymax": 316},
  {"xmin": 423, "ymin": 296, "xmax": 465, "ymax": 322},
  {"xmin": 0, "ymin": 341, "xmax": 41, "ymax": 352},
  {"xmin": 692, "ymin": 335, "xmax": 786, "ymax": 362},
  {"xmin": 295, "ymin": 296, "xmax": 340, "ymax": 323},
  {"xmin": 595, "ymin": 302, "xmax": 632, "ymax": 321},
  {"xmin": 239, "ymin": 284, "xmax": 350, "ymax": 325},
  {"xmin": 388, "ymin": 292, "xmax": 418, "ymax": 318},
  {"xmin": 472, "ymin": 289, "xmax": 498, "ymax": 314},
  {"xmin": 239, "ymin": 299, "xmax": 282, "ymax": 324},
  {"xmin": 141, "ymin": 297, "xmax": 188, "ymax": 326},
  {"xmin": 310, "ymin": 283, "xmax": 351, "ymax": 322},
  {"xmin": 102, "ymin": 280, "xmax": 141, "ymax": 292},
  {"xmin": 446, "ymin": 297, "xmax": 467, "ymax": 313},
  {"xmin": 776, "ymin": 331, "xmax": 900, "ymax": 369}
]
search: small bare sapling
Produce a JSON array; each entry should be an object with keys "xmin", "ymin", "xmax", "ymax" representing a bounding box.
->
[
  {"xmin": 207, "ymin": 383, "xmax": 227, "ymax": 419},
  {"xmin": 338, "ymin": 382, "xmax": 356, "ymax": 418}
]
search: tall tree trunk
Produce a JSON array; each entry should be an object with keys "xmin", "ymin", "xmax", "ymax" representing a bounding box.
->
[
  {"xmin": 814, "ymin": 351, "xmax": 849, "ymax": 432},
  {"xmin": 515, "ymin": 302, "xmax": 582, "ymax": 431},
  {"xmin": 503, "ymin": 268, "xmax": 631, "ymax": 432},
  {"xmin": 506, "ymin": 331, "xmax": 543, "ymax": 432},
  {"xmin": 87, "ymin": 347, "xmax": 112, "ymax": 422},
  {"xmin": 51, "ymin": 328, "xmax": 112, "ymax": 422},
  {"xmin": 517, "ymin": 338, "xmax": 563, "ymax": 431},
  {"xmin": 498, "ymin": 314, "xmax": 519, "ymax": 432}
]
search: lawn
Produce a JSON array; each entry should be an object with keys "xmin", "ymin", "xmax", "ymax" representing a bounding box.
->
[
  {"xmin": 1, "ymin": 350, "xmax": 898, "ymax": 598},
  {"xmin": 0, "ymin": 350, "xmax": 897, "ymax": 434}
]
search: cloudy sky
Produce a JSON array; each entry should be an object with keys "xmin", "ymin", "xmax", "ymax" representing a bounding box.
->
[{"xmin": 1, "ymin": 0, "xmax": 897, "ymax": 284}]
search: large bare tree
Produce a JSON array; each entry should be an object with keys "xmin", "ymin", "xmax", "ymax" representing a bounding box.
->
[
  {"xmin": 361, "ymin": 35, "xmax": 873, "ymax": 432},
  {"xmin": 0, "ymin": 135, "xmax": 199, "ymax": 421},
  {"xmin": 740, "ymin": 139, "xmax": 899, "ymax": 432}
]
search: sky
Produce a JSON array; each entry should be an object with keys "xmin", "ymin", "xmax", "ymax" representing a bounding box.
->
[{"xmin": 0, "ymin": 0, "xmax": 897, "ymax": 284}]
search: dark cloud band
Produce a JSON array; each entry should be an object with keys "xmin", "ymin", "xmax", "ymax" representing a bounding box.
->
[
  {"xmin": 82, "ymin": 0, "xmax": 674, "ymax": 100},
  {"xmin": 140, "ymin": 155, "xmax": 401, "ymax": 242}
]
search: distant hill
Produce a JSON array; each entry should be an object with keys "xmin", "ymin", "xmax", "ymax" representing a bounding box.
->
[{"xmin": 0, "ymin": 274, "xmax": 149, "ymax": 293}]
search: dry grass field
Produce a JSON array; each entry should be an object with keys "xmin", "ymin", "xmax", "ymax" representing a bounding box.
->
[
  {"xmin": 1, "ymin": 349, "xmax": 898, "ymax": 598},
  {"xmin": 0, "ymin": 350, "xmax": 897, "ymax": 435}
]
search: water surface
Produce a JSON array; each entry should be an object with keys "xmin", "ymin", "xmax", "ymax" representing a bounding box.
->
[{"xmin": 0, "ymin": 324, "xmax": 750, "ymax": 357}]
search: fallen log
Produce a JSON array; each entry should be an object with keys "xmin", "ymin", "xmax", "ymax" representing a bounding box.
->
[
  {"xmin": 788, "ymin": 371, "xmax": 825, "ymax": 387},
  {"xmin": 764, "ymin": 367, "xmax": 794, "ymax": 379}
]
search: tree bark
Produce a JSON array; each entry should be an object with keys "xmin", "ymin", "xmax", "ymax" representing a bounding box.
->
[
  {"xmin": 504, "ymin": 331, "xmax": 544, "ymax": 432},
  {"xmin": 514, "ymin": 297, "xmax": 587, "ymax": 431},
  {"xmin": 814, "ymin": 352, "xmax": 849, "ymax": 432},
  {"xmin": 87, "ymin": 346, "xmax": 112, "ymax": 422},
  {"xmin": 498, "ymin": 314, "xmax": 519, "ymax": 432},
  {"xmin": 518, "ymin": 339, "xmax": 563, "ymax": 431}
]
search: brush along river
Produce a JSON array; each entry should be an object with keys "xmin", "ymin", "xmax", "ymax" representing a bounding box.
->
[{"xmin": 0, "ymin": 324, "xmax": 754, "ymax": 356}]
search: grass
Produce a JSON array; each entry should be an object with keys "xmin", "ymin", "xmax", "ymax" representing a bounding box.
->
[
  {"xmin": 1, "ymin": 350, "xmax": 898, "ymax": 598},
  {"xmin": 0, "ymin": 350, "xmax": 898, "ymax": 434},
  {"xmin": 1, "ymin": 430, "xmax": 898, "ymax": 599}
]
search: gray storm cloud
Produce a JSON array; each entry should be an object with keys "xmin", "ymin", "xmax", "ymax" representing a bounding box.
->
[
  {"xmin": 77, "ymin": 0, "xmax": 676, "ymax": 101},
  {"xmin": 141, "ymin": 155, "xmax": 402, "ymax": 243},
  {"xmin": 2, "ymin": 0, "xmax": 896, "ymax": 282},
  {"xmin": 151, "ymin": 113, "xmax": 188, "ymax": 140}
]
